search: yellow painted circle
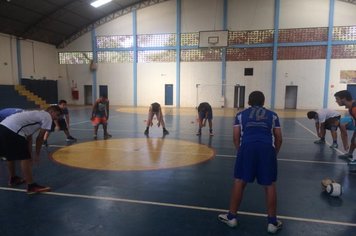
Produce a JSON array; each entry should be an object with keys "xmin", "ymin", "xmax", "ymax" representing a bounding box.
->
[{"xmin": 52, "ymin": 138, "xmax": 214, "ymax": 171}]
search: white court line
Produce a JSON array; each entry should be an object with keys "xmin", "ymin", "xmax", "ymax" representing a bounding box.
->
[
  {"xmin": 295, "ymin": 120, "xmax": 344, "ymax": 155},
  {"xmin": 216, "ymin": 154, "xmax": 347, "ymax": 165},
  {"xmin": 0, "ymin": 187, "xmax": 355, "ymax": 227}
]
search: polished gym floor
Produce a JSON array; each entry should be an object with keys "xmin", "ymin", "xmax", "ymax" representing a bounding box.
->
[{"xmin": 0, "ymin": 106, "xmax": 356, "ymax": 236}]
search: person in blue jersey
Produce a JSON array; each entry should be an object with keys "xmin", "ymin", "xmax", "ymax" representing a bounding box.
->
[
  {"xmin": 0, "ymin": 105, "xmax": 62, "ymax": 194},
  {"xmin": 0, "ymin": 108, "xmax": 24, "ymax": 122},
  {"xmin": 91, "ymin": 95, "xmax": 112, "ymax": 139},
  {"xmin": 218, "ymin": 91, "xmax": 283, "ymax": 234}
]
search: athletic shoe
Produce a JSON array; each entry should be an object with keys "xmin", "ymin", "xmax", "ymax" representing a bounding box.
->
[
  {"xmin": 27, "ymin": 183, "xmax": 51, "ymax": 194},
  {"xmin": 163, "ymin": 129, "xmax": 169, "ymax": 135},
  {"xmin": 338, "ymin": 153, "xmax": 352, "ymax": 160},
  {"xmin": 267, "ymin": 220, "xmax": 283, "ymax": 234},
  {"xmin": 349, "ymin": 159, "xmax": 356, "ymax": 173},
  {"xmin": 330, "ymin": 143, "xmax": 338, "ymax": 149},
  {"xmin": 209, "ymin": 132, "xmax": 214, "ymax": 136},
  {"xmin": 218, "ymin": 213, "xmax": 238, "ymax": 228},
  {"xmin": 104, "ymin": 134, "xmax": 112, "ymax": 139},
  {"xmin": 43, "ymin": 140, "xmax": 48, "ymax": 147},
  {"xmin": 314, "ymin": 139, "xmax": 325, "ymax": 144},
  {"xmin": 66, "ymin": 136, "xmax": 77, "ymax": 142},
  {"xmin": 8, "ymin": 176, "xmax": 25, "ymax": 187},
  {"xmin": 144, "ymin": 129, "xmax": 149, "ymax": 135}
]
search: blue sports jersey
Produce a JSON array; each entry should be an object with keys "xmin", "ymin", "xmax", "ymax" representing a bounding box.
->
[
  {"xmin": 0, "ymin": 108, "xmax": 24, "ymax": 122},
  {"xmin": 234, "ymin": 106, "xmax": 280, "ymax": 145}
]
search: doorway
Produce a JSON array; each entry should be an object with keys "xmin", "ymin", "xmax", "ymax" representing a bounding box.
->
[
  {"xmin": 285, "ymin": 85, "xmax": 298, "ymax": 109},
  {"xmin": 234, "ymin": 85, "xmax": 245, "ymax": 108},
  {"xmin": 84, "ymin": 85, "xmax": 92, "ymax": 105},
  {"xmin": 165, "ymin": 84, "xmax": 173, "ymax": 105}
]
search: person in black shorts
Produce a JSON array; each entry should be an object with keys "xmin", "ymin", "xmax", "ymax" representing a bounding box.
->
[
  {"xmin": 43, "ymin": 100, "xmax": 76, "ymax": 146},
  {"xmin": 144, "ymin": 102, "xmax": 169, "ymax": 135},
  {"xmin": 0, "ymin": 105, "xmax": 62, "ymax": 194},
  {"xmin": 196, "ymin": 102, "xmax": 213, "ymax": 136}
]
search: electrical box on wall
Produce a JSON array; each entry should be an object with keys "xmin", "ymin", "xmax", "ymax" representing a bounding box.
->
[{"xmin": 244, "ymin": 68, "xmax": 253, "ymax": 76}]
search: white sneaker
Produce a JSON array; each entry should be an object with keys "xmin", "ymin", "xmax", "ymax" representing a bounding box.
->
[
  {"xmin": 267, "ymin": 220, "xmax": 282, "ymax": 234},
  {"xmin": 218, "ymin": 213, "xmax": 237, "ymax": 227}
]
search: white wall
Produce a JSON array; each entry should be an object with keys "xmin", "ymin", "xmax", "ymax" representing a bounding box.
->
[
  {"xmin": 279, "ymin": 0, "xmax": 329, "ymax": 28},
  {"xmin": 228, "ymin": 0, "xmax": 274, "ymax": 30},
  {"xmin": 0, "ymin": 34, "xmax": 17, "ymax": 85},
  {"xmin": 137, "ymin": 63, "xmax": 176, "ymax": 106},
  {"xmin": 181, "ymin": 0, "xmax": 224, "ymax": 32},
  {"xmin": 180, "ymin": 62, "xmax": 222, "ymax": 107}
]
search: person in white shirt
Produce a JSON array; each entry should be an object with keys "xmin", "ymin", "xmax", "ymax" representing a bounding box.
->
[
  {"xmin": 0, "ymin": 105, "xmax": 62, "ymax": 194},
  {"xmin": 307, "ymin": 109, "xmax": 341, "ymax": 148}
]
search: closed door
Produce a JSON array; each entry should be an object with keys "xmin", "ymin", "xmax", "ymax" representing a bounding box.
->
[
  {"xmin": 285, "ymin": 85, "xmax": 298, "ymax": 109},
  {"xmin": 234, "ymin": 85, "xmax": 245, "ymax": 108},
  {"xmin": 165, "ymin": 84, "xmax": 173, "ymax": 105},
  {"xmin": 99, "ymin": 85, "xmax": 108, "ymax": 98},
  {"xmin": 84, "ymin": 85, "xmax": 92, "ymax": 105}
]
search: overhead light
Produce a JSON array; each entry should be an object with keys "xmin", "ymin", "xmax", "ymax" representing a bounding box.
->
[{"xmin": 90, "ymin": 0, "xmax": 112, "ymax": 8}]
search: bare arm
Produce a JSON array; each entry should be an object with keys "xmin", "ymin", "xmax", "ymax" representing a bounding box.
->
[
  {"xmin": 34, "ymin": 129, "xmax": 46, "ymax": 162},
  {"xmin": 233, "ymin": 125, "xmax": 241, "ymax": 149},
  {"xmin": 273, "ymin": 127, "xmax": 282, "ymax": 154}
]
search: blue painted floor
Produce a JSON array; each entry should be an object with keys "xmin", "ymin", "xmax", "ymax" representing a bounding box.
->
[{"xmin": 0, "ymin": 107, "xmax": 356, "ymax": 236}]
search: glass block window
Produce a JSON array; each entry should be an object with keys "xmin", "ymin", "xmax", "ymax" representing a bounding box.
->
[
  {"xmin": 229, "ymin": 30, "xmax": 274, "ymax": 45},
  {"xmin": 279, "ymin": 28, "xmax": 328, "ymax": 43},
  {"xmin": 96, "ymin": 35, "xmax": 133, "ymax": 48},
  {"xmin": 332, "ymin": 45, "xmax": 356, "ymax": 58},
  {"xmin": 181, "ymin": 49, "xmax": 222, "ymax": 62},
  {"xmin": 227, "ymin": 48, "xmax": 272, "ymax": 61},
  {"xmin": 181, "ymin": 33, "xmax": 199, "ymax": 46},
  {"xmin": 137, "ymin": 34, "xmax": 176, "ymax": 47},
  {"xmin": 278, "ymin": 46, "xmax": 326, "ymax": 60},
  {"xmin": 58, "ymin": 52, "xmax": 92, "ymax": 64},
  {"xmin": 98, "ymin": 51, "xmax": 133, "ymax": 63},
  {"xmin": 138, "ymin": 50, "xmax": 176, "ymax": 62},
  {"xmin": 333, "ymin": 26, "xmax": 356, "ymax": 41}
]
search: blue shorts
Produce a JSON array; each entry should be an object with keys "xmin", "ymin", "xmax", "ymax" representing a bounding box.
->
[
  {"xmin": 198, "ymin": 111, "xmax": 213, "ymax": 120},
  {"xmin": 234, "ymin": 142, "xmax": 277, "ymax": 185}
]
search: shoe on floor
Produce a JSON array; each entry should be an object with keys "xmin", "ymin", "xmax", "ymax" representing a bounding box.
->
[
  {"xmin": 218, "ymin": 213, "xmax": 237, "ymax": 228},
  {"xmin": 66, "ymin": 136, "xmax": 77, "ymax": 142},
  {"xmin": 209, "ymin": 132, "xmax": 214, "ymax": 136},
  {"xmin": 267, "ymin": 220, "xmax": 283, "ymax": 234},
  {"xmin": 104, "ymin": 134, "xmax": 112, "ymax": 139},
  {"xmin": 27, "ymin": 183, "xmax": 51, "ymax": 194},
  {"xmin": 8, "ymin": 176, "xmax": 25, "ymax": 187},
  {"xmin": 196, "ymin": 132, "xmax": 201, "ymax": 136},
  {"xmin": 314, "ymin": 139, "xmax": 325, "ymax": 144},
  {"xmin": 338, "ymin": 153, "xmax": 352, "ymax": 160},
  {"xmin": 329, "ymin": 143, "xmax": 338, "ymax": 148}
]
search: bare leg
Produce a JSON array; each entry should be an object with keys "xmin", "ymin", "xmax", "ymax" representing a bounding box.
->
[
  {"xmin": 7, "ymin": 161, "xmax": 16, "ymax": 178},
  {"xmin": 265, "ymin": 183, "xmax": 277, "ymax": 217},
  {"xmin": 20, "ymin": 159, "xmax": 33, "ymax": 184},
  {"xmin": 229, "ymin": 179, "xmax": 247, "ymax": 214}
]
